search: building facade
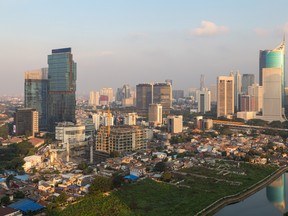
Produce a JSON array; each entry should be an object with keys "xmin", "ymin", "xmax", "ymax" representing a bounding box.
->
[
  {"xmin": 261, "ymin": 68, "xmax": 283, "ymax": 121},
  {"xmin": 47, "ymin": 48, "xmax": 77, "ymax": 131},
  {"xmin": 96, "ymin": 125, "xmax": 147, "ymax": 153},
  {"xmin": 217, "ymin": 76, "xmax": 234, "ymax": 117},
  {"xmin": 24, "ymin": 68, "xmax": 48, "ymax": 130},
  {"xmin": 167, "ymin": 115, "xmax": 183, "ymax": 134},
  {"xmin": 15, "ymin": 108, "xmax": 39, "ymax": 137},
  {"xmin": 89, "ymin": 91, "xmax": 100, "ymax": 106},
  {"xmin": 196, "ymin": 89, "xmax": 211, "ymax": 113},
  {"xmin": 136, "ymin": 83, "xmax": 153, "ymax": 111},
  {"xmin": 259, "ymin": 40, "xmax": 285, "ymax": 106},
  {"xmin": 153, "ymin": 83, "xmax": 172, "ymax": 114},
  {"xmin": 242, "ymin": 74, "xmax": 255, "ymax": 94},
  {"xmin": 148, "ymin": 104, "xmax": 162, "ymax": 125},
  {"xmin": 248, "ymin": 83, "xmax": 263, "ymax": 112}
]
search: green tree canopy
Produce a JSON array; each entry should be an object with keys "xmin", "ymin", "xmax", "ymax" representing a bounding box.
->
[{"xmin": 89, "ymin": 176, "xmax": 113, "ymax": 194}]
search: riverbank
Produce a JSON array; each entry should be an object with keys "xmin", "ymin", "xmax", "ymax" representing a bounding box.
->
[{"xmin": 196, "ymin": 165, "xmax": 288, "ymax": 216}]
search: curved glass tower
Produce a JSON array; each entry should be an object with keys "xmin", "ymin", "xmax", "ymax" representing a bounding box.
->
[{"xmin": 259, "ymin": 39, "xmax": 285, "ymax": 107}]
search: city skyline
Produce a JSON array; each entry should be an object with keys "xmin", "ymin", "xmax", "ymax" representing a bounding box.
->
[{"xmin": 1, "ymin": 0, "xmax": 288, "ymax": 95}]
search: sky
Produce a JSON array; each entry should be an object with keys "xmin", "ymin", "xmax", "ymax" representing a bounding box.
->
[{"xmin": 1, "ymin": 0, "xmax": 288, "ymax": 95}]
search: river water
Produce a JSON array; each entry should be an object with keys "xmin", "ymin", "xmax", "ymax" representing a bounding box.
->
[{"xmin": 215, "ymin": 173, "xmax": 288, "ymax": 216}]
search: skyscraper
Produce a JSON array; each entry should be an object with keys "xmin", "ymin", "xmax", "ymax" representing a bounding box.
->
[
  {"xmin": 248, "ymin": 83, "xmax": 263, "ymax": 112},
  {"xmin": 24, "ymin": 68, "xmax": 48, "ymax": 130},
  {"xmin": 153, "ymin": 83, "xmax": 172, "ymax": 114},
  {"xmin": 100, "ymin": 88, "xmax": 114, "ymax": 103},
  {"xmin": 136, "ymin": 83, "xmax": 153, "ymax": 111},
  {"xmin": 234, "ymin": 70, "xmax": 242, "ymax": 111},
  {"xmin": 259, "ymin": 39, "xmax": 285, "ymax": 106},
  {"xmin": 47, "ymin": 48, "xmax": 77, "ymax": 131},
  {"xmin": 89, "ymin": 91, "xmax": 100, "ymax": 106},
  {"xmin": 217, "ymin": 76, "xmax": 234, "ymax": 117},
  {"xmin": 148, "ymin": 104, "xmax": 162, "ymax": 125},
  {"xmin": 196, "ymin": 89, "xmax": 211, "ymax": 113},
  {"xmin": 14, "ymin": 108, "xmax": 39, "ymax": 137},
  {"xmin": 261, "ymin": 68, "xmax": 283, "ymax": 121},
  {"xmin": 242, "ymin": 74, "xmax": 255, "ymax": 94}
]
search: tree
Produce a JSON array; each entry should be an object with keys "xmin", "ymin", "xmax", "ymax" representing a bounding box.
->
[
  {"xmin": 89, "ymin": 176, "xmax": 113, "ymax": 194},
  {"xmin": 78, "ymin": 161, "xmax": 88, "ymax": 170},
  {"xmin": 269, "ymin": 121, "xmax": 283, "ymax": 128},
  {"xmin": 112, "ymin": 174, "xmax": 124, "ymax": 188},
  {"xmin": 161, "ymin": 172, "xmax": 172, "ymax": 182},
  {"xmin": 154, "ymin": 162, "xmax": 167, "ymax": 172},
  {"xmin": 1, "ymin": 196, "xmax": 10, "ymax": 205},
  {"xmin": 55, "ymin": 192, "xmax": 68, "ymax": 204},
  {"xmin": 14, "ymin": 190, "xmax": 25, "ymax": 199}
]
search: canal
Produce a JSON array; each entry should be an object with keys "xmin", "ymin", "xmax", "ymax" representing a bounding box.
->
[{"xmin": 215, "ymin": 173, "xmax": 288, "ymax": 216}]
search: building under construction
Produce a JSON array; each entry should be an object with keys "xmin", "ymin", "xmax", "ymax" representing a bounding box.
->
[{"xmin": 96, "ymin": 125, "xmax": 147, "ymax": 153}]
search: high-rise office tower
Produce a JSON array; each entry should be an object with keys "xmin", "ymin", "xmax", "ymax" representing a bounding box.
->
[
  {"xmin": 153, "ymin": 83, "xmax": 172, "ymax": 114},
  {"xmin": 14, "ymin": 108, "xmax": 39, "ymax": 137},
  {"xmin": 24, "ymin": 68, "xmax": 48, "ymax": 130},
  {"xmin": 116, "ymin": 84, "xmax": 131, "ymax": 101},
  {"xmin": 261, "ymin": 68, "xmax": 283, "ymax": 121},
  {"xmin": 242, "ymin": 74, "xmax": 255, "ymax": 94},
  {"xmin": 233, "ymin": 70, "xmax": 242, "ymax": 111},
  {"xmin": 47, "ymin": 48, "xmax": 77, "ymax": 131},
  {"xmin": 196, "ymin": 89, "xmax": 211, "ymax": 113},
  {"xmin": 217, "ymin": 76, "xmax": 234, "ymax": 117},
  {"xmin": 136, "ymin": 83, "xmax": 153, "ymax": 111},
  {"xmin": 148, "ymin": 104, "xmax": 162, "ymax": 125},
  {"xmin": 248, "ymin": 83, "xmax": 263, "ymax": 112},
  {"xmin": 259, "ymin": 39, "xmax": 285, "ymax": 106},
  {"xmin": 240, "ymin": 95, "xmax": 250, "ymax": 112}
]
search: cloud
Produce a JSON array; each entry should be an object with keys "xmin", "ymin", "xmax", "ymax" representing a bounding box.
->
[
  {"xmin": 254, "ymin": 28, "xmax": 271, "ymax": 36},
  {"xmin": 192, "ymin": 20, "xmax": 229, "ymax": 37}
]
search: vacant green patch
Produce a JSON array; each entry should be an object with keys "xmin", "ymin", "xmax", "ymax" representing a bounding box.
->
[
  {"xmin": 55, "ymin": 163, "xmax": 278, "ymax": 216},
  {"xmin": 114, "ymin": 163, "xmax": 278, "ymax": 216}
]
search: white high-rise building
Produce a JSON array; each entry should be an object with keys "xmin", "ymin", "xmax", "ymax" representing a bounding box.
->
[
  {"xmin": 217, "ymin": 76, "xmax": 234, "ymax": 117},
  {"xmin": 148, "ymin": 104, "xmax": 162, "ymax": 125},
  {"xmin": 89, "ymin": 91, "xmax": 100, "ymax": 106},
  {"xmin": 92, "ymin": 113, "xmax": 101, "ymax": 131},
  {"xmin": 234, "ymin": 70, "xmax": 242, "ymax": 111},
  {"xmin": 167, "ymin": 115, "xmax": 183, "ymax": 134},
  {"xmin": 196, "ymin": 89, "xmax": 211, "ymax": 113},
  {"xmin": 124, "ymin": 113, "xmax": 138, "ymax": 125},
  {"xmin": 261, "ymin": 68, "xmax": 284, "ymax": 121}
]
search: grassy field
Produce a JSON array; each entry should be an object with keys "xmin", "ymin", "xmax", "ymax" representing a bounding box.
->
[
  {"xmin": 56, "ymin": 162, "xmax": 278, "ymax": 216},
  {"xmin": 114, "ymin": 163, "xmax": 278, "ymax": 216}
]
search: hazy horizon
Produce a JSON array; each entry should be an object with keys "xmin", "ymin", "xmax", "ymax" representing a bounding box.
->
[{"xmin": 1, "ymin": 0, "xmax": 288, "ymax": 95}]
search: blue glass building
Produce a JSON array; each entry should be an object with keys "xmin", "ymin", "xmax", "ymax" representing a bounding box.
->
[
  {"xmin": 259, "ymin": 40, "xmax": 285, "ymax": 106},
  {"xmin": 24, "ymin": 68, "xmax": 48, "ymax": 130},
  {"xmin": 47, "ymin": 48, "xmax": 77, "ymax": 131}
]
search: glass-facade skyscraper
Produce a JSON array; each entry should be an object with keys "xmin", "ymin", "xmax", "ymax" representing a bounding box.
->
[
  {"xmin": 24, "ymin": 68, "xmax": 48, "ymax": 130},
  {"xmin": 259, "ymin": 40, "xmax": 285, "ymax": 106},
  {"xmin": 47, "ymin": 48, "xmax": 77, "ymax": 131},
  {"xmin": 242, "ymin": 74, "xmax": 255, "ymax": 94}
]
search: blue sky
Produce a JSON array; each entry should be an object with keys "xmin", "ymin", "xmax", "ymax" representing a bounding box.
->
[{"xmin": 1, "ymin": 0, "xmax": 288, "ymax": 95}]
